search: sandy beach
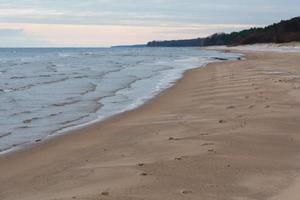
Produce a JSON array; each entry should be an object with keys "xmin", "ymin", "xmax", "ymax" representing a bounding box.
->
[{"xmin": 1, "ymin": 49, "xmax": 300, "ymax": 200}]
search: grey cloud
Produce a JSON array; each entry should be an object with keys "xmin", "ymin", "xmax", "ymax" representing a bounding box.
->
[{"xmin": 0, "ymin": 0, "xmax": 298, "ymax": 26}]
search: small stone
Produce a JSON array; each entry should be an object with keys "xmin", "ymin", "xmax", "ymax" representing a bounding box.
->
[
  {"xmin": 219, "ymin": 120, "xmax": 225, "ymax": 123},
  {"xmin": 35, "ymin": 139, "xmax": 42, "ymax": 143}
]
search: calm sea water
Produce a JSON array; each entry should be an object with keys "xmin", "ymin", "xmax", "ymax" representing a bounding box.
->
[{"xmin": 0, "ymin": 47, "xmax": 240, "ymax": 153}]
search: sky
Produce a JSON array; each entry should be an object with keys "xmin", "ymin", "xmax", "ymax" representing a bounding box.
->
[{"xmin": 0, "ymin": 0, "xmax": 299, "ymax": 47}]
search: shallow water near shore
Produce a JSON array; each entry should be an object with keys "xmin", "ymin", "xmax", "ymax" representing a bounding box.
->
[{"xmin": 0, "ymin": 47, "xmax": 240, "ymax": 153}]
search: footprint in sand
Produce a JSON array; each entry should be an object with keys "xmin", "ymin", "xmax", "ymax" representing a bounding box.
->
[
  {"xmin": 139, "ymin": 172, "xmax": 148, "ymax": 176},
  {"xmin": 200, "ymin": 133, "xmax": 209, "ymax": 136},
  {"xmin": 180, "ymin": 189, "xmax": 193, "ymax": 195},
  {"xmin": 226, "ymin": 106, "xmax": 235, "ymax": 109},
  {"xmin": 206, "ymin": 184, "xmax": 218, "ymax": 188},
  {"xmin": 175, "ymin": 156, "xmax": 183, "ymax": 161},
  {"xmin": 208, "ymin": 149, "xmax": 217, "ymax": 153},
  {"xmin": 168, "ymin": 137, "xmax": 180, "ymax": 141},
  {"xmin": 248, "ymin": 105, "xmax": 255, "ymax": 109},
  {"xmin": 202, "ymin": 143, "xmax": 214, "ymax": 146},
  {"xmin": 101, "ymin": 191, "xmax": 109, "ymax": 196}
]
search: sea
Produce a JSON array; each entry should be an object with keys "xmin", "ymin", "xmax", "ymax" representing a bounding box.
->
[{"xmin": 0, "ymin": 47, "xmax": 240, "ymax": 154}]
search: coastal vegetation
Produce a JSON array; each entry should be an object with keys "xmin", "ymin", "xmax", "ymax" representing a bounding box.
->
[{"xmin": 147, "ymin": 16, "xmax": 300, "ymax": 47}]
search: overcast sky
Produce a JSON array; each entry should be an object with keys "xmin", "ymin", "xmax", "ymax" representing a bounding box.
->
[{"xmin": 0, "ymin": 0, "xmax": 299, "ymax": 47}]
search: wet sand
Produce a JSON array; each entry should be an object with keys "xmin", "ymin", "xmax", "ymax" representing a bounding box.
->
[{"xmin": 1, "ymin": 50, "xmax": 300, "ymax": 200}]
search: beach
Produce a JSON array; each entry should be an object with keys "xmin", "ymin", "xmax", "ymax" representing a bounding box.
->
[{"xmin": 1, "ymin": 49, "xmax": 300, "ymax": 200}]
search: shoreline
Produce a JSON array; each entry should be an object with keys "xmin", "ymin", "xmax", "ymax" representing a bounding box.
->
[
  {"xmin": 0, "ymin": 52, "xmax": 240, "ymax": 157},
  {"xmin": 1, "ymin": 50, "xmax": 300, "ymax": 200}
]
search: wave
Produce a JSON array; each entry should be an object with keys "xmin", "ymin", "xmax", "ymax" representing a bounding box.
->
[
  {"xmin": 51, "ymin": 99, "xmax": 81, "ymax": 107},
  {"xmin": 80, "ymin": 83, "xmax": 97, "ymax": 95},
  {"xmin": 0, "ymin": 47, "xmax": 241, "ymax": 154},
  {"xmin": 0, "ymin": 132, "xmax": 12, "ymax": 139}
]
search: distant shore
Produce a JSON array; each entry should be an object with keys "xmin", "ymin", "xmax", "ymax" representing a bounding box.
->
[{"xmin": 1, "ymin": 48, "xmax": 300, "ymax": 200}]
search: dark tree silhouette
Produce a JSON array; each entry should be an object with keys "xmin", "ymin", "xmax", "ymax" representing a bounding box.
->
[{"xmin": 147, "ymin": 17, "xmax": 300, "ymax": 47}]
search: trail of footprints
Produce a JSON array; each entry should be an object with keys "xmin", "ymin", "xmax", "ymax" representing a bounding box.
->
[{"xmin": 93, "ymin": 68, "xmax": 293, "ymax": 199}]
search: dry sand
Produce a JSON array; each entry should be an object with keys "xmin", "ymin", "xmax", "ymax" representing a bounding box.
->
[{"xmin": 1, "ymin": 50, "xmax": 300, "ymax": 200}]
